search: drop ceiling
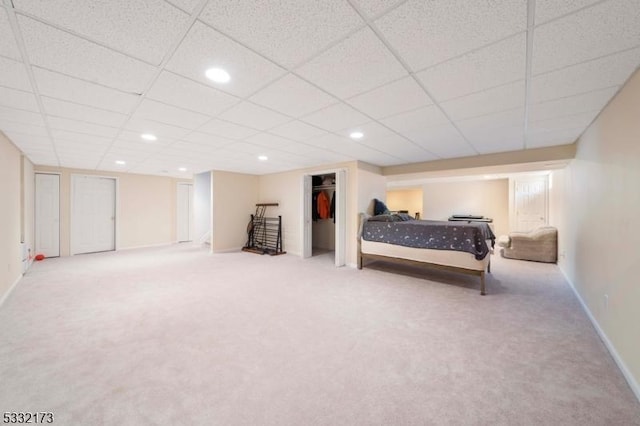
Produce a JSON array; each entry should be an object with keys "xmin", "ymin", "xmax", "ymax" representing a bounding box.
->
[{"xmin": 0, "ymin": 0, "xmax": 638, "ymax": 178}]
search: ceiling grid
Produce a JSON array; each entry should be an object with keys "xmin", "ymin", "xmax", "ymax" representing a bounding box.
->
[{"xmin": 0, "ymin": 0, "xmax": 638, "ymax": 177}]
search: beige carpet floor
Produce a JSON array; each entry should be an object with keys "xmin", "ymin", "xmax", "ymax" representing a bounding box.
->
[{"xmin": 0, "ymin": 244, "xmax": 638, "ymax": 425}]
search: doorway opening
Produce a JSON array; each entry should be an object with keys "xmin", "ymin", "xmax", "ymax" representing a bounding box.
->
[
  {"xmin": 177, "ymin": 182, "xmax": 194, "ymax": 242},
  {"xmin": 302, "ymin": 169, "xmax": 346, "ymax": 267}
]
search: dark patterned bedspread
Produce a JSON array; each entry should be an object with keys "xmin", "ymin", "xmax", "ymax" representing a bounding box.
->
[{"xmin": 362, "ymin": 220, "xmax": 495, "ymax": 260}]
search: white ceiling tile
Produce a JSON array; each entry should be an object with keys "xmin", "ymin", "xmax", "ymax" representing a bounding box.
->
[
  {"xmin": 13, "ymin": 0, "xmax": 190, "ymax": 65},
  {"xmin": 527, "ymin": 127, "xmax": 583, "ymax": 148},
  {"xmin": 380, "ymin": 105, "xmax": 451, "ymax": 139},
  {"xmin": 347, "ymin": 76, "xmax": 433, "ymax": 119},
  {"xmin": 352, "ymin": 0, "xmax": 406, "ymax": 18},
  {"xmin": 296, "ymin": 27, "xmax": 407, "ymax": 98},
  {"xmin": 0, "ymin": 86, "xmax": 39, "ymax": 112},
  {"xmin": 166, "ymin": 21, "xmax": 286, "ymax": 98},
  {"xmin": 440, "ymin": 81, "xmax": 525, "ymax": 121},
  {"xmin": 47, "ymin": 116, "xmax": 119, "ymax": 138},
  {"xmin": 199, "ymin": 0, "xmax": 363, "ymax": 68},
  {"xmin": 51, "ymin": 129, "xmax": 112, "ymax": 146},
  {"xmin": 471, "ymin": 129, "xmax": 525, "ymax": 154},
  {"xmin": 2, "ymin": 132, "xmax": 52, "ymax": 151},
  {"xmin": 301, "ymin": 103, "xmax": 370, "ymax": 132},
  {"xmin": 249, "ymin": 74, "xmax": 337, "ymax": 118},
  {"xmin": 535, "ymin": 0, "xmax": 602, "ymax": 25},
  {"xmin": 133, "ymin": 99, "xmax": 212, "ymax": 130},
  {"xmin": 409, "ymin": 123, "xmax": 477, "ymax": 158},
  {"xmin": 456, "ymin": 108, "xmax": 525, "ymax": 132},
  {"xmin": 165, "ymin": 0, "xmax": 201, "ymax": 14},
  {"xmin": 168, "ymin": 140, "xmax": 225, "ymax": 155},
  {"xmin": 198, "ymin": 119, "xmax": 259, "ymax": 140},
  {"xmin": 532, "ymin": 0, "xmax": 640, "ymax": 75},
  {"xmin": 55, "ymin": 138, "xmax": 111, "ymax": 151},
  {"xmin": 531, "ymin": 48, "xmax": 640, "ymax": 103},
  {"xmin": 529, "ymin": 110, "xmax": 599, "ymax": 135},
  {"xmin": 33, "ymin": 67, "xmax": 140, "ymax": 113},
  {"xmin": 337, "ymin": 121, "xmax": 431, "ymax": 162},
  {"xmin": 218, "ymin": 102, "xmax": 290, "ymax": 131},
  {"xmin": 18, "ymin": 16, "xmax": 157, "ymax": 93},
  {"xmin": 116, "ymin": 130, "xmax": 174, "ymax": 145},
  {"xmin": 180, "ymin": 131, "xmax": 232, "ymax": 147},
  {"xmin": 146, "ymin": 71, "xmax": 240, "ymax": 117},
  {"xmin": 268, "ymin": 120, "xmax": 327, "ymax": 141},
  {"xmin": 41, "ymin": 97, "xmax": 128, "ymax": 128},
  {"xmin": 0, "ymin": 8, "xmax": 21, "ymax": 60},
  {"xmin": 456, "ymin": 111, "xmax": 525, "ymax": 154},
  {"xmin": 0, "ymin": 106, "xmax": 44, "ymax": 126},
  {"xmin": 528, "ymin": 86, "xmax": 619, "ymax": 122},
  {"xmin": 375, "ymin": 0, "xmax": 527, "ymax": 71},
  {"xmin": 0, "ymin": 119, "xmax": 47, "ymax": 137},
  {"xmin": 125, "ymin": 118, "xmax": 190, "ymax": 140},
  {"xmin": 244, "ymin": 133, "xmax": 301, "ymax": 151},
  {"xmin": 0, "ymin": 56, "xmax": 31, "ymax": 91},
  {"xmin": 417, "ymin": 33, "xmax": 526, "ymax": 102}
]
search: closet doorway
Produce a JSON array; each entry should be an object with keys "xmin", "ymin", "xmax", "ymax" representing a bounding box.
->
[{"xmin": 302, "ymin": 169, "xmax": 346, "ymax": 267}]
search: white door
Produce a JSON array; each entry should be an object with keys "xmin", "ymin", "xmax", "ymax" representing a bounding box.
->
[
  {"xmin": 35, "ymin": 173, "xmax": 60, "ymax": 257},
  {"xmin": 72, "ymin": 175, "xmax": 116, "ymax": 254},
  {"xmin": 177, "ymin": 183, "xmax": 194, "ymax": 242},
  {"xmin": 515, "ymin": 176, "xmax": 548, "ymax": 231}
]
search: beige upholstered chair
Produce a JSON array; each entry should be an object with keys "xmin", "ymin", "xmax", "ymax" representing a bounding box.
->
[{"xmin": 498, "ymin": 226, "xmax": 558, "ymax": 263}]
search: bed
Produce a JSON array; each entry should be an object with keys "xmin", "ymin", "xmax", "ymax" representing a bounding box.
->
[{"xmin": 357, "ymin": 213, "xmax": 495, "ymax": 295}]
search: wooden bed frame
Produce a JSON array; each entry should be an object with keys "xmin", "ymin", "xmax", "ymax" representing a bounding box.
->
[{"xmin": 357, "ymin": 214, "xmax": 491, "ymax": 295}]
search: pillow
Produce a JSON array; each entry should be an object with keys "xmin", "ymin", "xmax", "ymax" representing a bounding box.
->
[
  {"xmin": 368, "ymin": 214, "xmax": 395, "ymax": 222},
  {"xmin": 373, "ymin": 198, "xmax": 390, "ymax": 216},
  {"xmin": 394, "ymin": 213, "xmax": 415, "ymax": 221}
]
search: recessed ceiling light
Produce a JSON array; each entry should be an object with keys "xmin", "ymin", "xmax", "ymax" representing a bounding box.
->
[
  {"xmin": 140, "ymin": 133, "xmax": 157, "ymax": 141},
  {"xmin": 349, "ymin": 131, "xmax": 364, "ymax": 140},
  {"xmin": 115, "ymin": 160, "xmax": 126, "ymax": 165},
  {"xmin": 178, "ymin": 167, "xmax": 187, "ymax": 172},
  {"xmin": 258, "ymin": 155, "xmax": 268, "ymax": 161},
  {"xmin": 205, "ymin": 67, "xmax": 231, "ymax": 84}
]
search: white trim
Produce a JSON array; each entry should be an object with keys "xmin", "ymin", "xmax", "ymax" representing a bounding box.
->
[
  {"xmin": 0, "ymin": 274, "xmax": 23, "ymax": 307},
  {"xmin": 560, "ymin": 267, "xmax": 640, "ymax": 403}
]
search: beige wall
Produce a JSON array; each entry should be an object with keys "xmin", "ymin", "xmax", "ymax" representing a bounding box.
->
[
  {"xmin": 35, "ymin": 166, "xmax": 191, "ymax": 256},
  {"xmin": 548, "ymin": 169, "xmax": 567, "ymax": 266},
  {"xmin": 0, "ymin": 133, "xmax": 24, "ymax": 301},
  {"xmin": 421, "ymin": 179, "xmax": 509, "ymax": 237},
  {"xmin": 386, "ymin": 188, "xmax": 423, "ymax": 218},
  {"xmin": 211, "ymin": 171, "xmax": 258, "ymax": 252},
  {"xmin": 561, "ymin": 69, "xmax": 640, "ymax": 398},
  {"xmin": 21, "ymin": 156, "xmax": 35, "ymax": 265},
  {"xmin": 356, "ymin": 164, "xmax": 387, "ymax": 216}
]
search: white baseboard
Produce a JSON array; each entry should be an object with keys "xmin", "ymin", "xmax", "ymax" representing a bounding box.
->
[
  {"xmin": 0, "ymin": 274, "xmax": 23, "ymax": 307},
  {"xmin": 560, "ymin": 267, "xmax": 640, "ymax": 403},
  {"xmin": 117, "ymin": 242, "xmax": 174, "ymax": 251}
]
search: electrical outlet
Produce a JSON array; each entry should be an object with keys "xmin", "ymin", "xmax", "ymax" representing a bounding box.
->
[{"xmin": 604, "ymin": 294, "xmax": 609, "ymax": 310}]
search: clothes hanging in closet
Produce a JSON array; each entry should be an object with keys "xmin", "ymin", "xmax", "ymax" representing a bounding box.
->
[
  {"xmin": 312, "ymin": 191, "xmax": 320, "ymax": 221},
  {"xmin": 317, "ymin": 191, "xmax": 331, "ymax": 220},
  {"xmin": 330, "ymin": 191, "xmax": 335, "ymax": 223}
]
